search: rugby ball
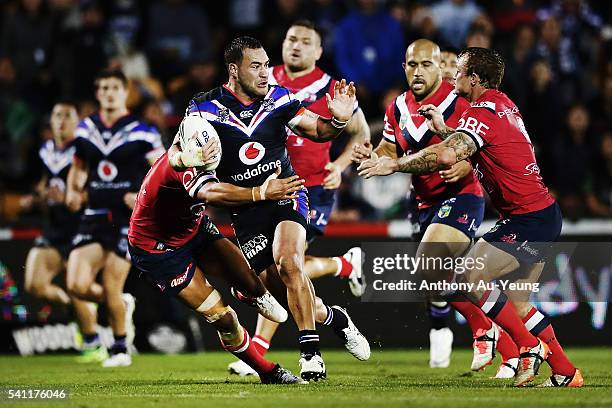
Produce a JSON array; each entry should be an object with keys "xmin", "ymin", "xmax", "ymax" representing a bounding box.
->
[{"xmin": 179, "ymin": 113, "xmax": 221, "ymax": 171}]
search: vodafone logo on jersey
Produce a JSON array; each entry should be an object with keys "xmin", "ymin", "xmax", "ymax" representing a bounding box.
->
[
  {"xmin": 97, "ymin": 160, "xmax": 118, "ymax": 181},
  {"xmin": 239, "ymin": 142, "xmax": 265, "ymax": 165}
]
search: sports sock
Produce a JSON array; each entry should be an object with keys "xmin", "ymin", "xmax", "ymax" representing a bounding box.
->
[
  {"xmin": 83, "ymin": 333, "xmax": 100, "ymax": 347},
  {"xmin": 428, "ymin": 301, "xmax": 451, "ymax": 330},
  {"xmin": 298, "ymin": 330, "xmax": 321, "ymax": 357},
  {"xmin": 522, "ymin": 307, "xmax": 575, "ymax": 376},
  {"xmin": 450, "ymin": 300, "xmax": 492, "ymax": 335},
  {"xmin": 111, "ymin": 334, "xmax": 127, "ymax": 354},
  {"xmin": 497, "ymin": 326, "xmax": 520, "ymax": 361},
  {"xmin": 322, "ymin": 306, "xmax": 349, "ymax": 338},
  {"xmin": 222, "ymin": 328, "xmax": 275, "ymax": 375},
  {"xmin": 477, "ymin": 289, "xmax": 538, "ymax": 349},
  {"xmin": 333, "ymin": 256, "xmax": 353, "ymax": 278},
  {"xmin": 252, "ymin": 335, "xmax": 270, "ymax": 356}
]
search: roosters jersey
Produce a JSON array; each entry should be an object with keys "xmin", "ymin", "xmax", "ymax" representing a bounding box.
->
[
  {"xmin": 73, "ymin": 113, "xmax": 164, "ymax": 211},
  {"xmin": 187, "ymin": 85, "xmax": 302, "ymax": 200},
  {"xmin": 456, "ymin": 89, "xmax": 555, "ymax": 216},
  {"xmin": 383, "ymin": 81, "xmax": 482, "ymax": 208},
  {"xmin": 128, "ymin": 152, "xmax": 218, "ymax": 251},
  {"xmin": 269, "ymin": 65, "xmax": 345, "ymax": 187},
  {"xmin": 38, "ymin": 138, "xmax": 80, "ymax": 235}
]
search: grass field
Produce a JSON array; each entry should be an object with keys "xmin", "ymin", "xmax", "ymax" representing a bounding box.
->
[{"xmin": 1, "ymin": 348, "xmax": 610, "ymax": 407}]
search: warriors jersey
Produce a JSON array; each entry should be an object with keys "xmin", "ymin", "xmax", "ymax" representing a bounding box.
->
[
  {"xmin": 38, "ymin": 138, "xmax": 80, "ymax": 237},
  {"xmin": 383, "ymin": 80, "xmax": 482, "ymax": 208},
  {"xmin": 128, "ymin": 152, "xmax": 218, "ymax": 251},
  {"xmin": 187, "ymin": 84, "xmax": 302, "ymax": 207},
  {"xmin": 73, "ymin": 113, "xmax": 164, "ymax": 211},
  {"xmin": 455, "ymin": 89, "xmax": 555, "ymax": 216}
]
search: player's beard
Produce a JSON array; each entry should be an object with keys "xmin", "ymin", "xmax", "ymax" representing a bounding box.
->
[{"xmin": 239, "ymin": 77, "xmax": 268, "ymax": 99}]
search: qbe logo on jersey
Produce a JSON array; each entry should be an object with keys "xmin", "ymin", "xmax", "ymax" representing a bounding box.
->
[{"xmin": 239, "ymin": 142, "xmax": 265, "ymax": 165}]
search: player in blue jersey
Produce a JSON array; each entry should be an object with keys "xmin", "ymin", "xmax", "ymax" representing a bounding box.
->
[
  {"xmin": 65, "ymin": 69, "xmax": 165, "ymax": 367},
  {"xmin": 23, "ymin": 101, "xmax": 100, "ymax": 361},
  {"xmin": 171, "ymin": 36, "xmax": 369, "ymax": 381}
]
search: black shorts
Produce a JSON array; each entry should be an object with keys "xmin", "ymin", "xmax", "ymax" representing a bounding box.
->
[
  {"xmin": 34, "ymin": 233, "xmax": 75, "ymax": 260},
  {"xmin": 482, "ymin": 202, "xmax": 563, "ymax": 264},
  {"xmin": 232, "ymin": 189, "xmax": 309, "ymax": 273},
  {"xmin": 128, "ymin": 220, "xmax": 224, "ymax": 296},
  {"xmin": 72, "ymin": 208, "xmax": 131, "ymax": 258}
]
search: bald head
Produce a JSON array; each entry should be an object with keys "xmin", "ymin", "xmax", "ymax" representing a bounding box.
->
[{"xmin": 403, "ymin": 39, "xmax": 442, "ymax": 100}]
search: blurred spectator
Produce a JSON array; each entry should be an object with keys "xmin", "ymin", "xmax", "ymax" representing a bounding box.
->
[
  {"xmin": 1, "ymin": 0, "xmax": 59, "ymax": 110},
  {"xmin": 523, "ymin": 59, "xmax": 562, "ymax": 179},
  {"xmin": 589, "ymin": 74, "xmax": 612, "ymax": 133},
  {"xmin": 491, "ymin": 0, "xmax": 537, "ymax": 35},
  {"xmin": 139, "ymin": 98, "xmax": 171, "ymax": 146},
  {"xmin": 430, "ymin": 0, "xmax": 484, "ymax": 49},
  {"xmin": 502, "ymin": 24, "xmax": 536, "ymax": 109},
  {"xmin": 168, "ymin": 58, "xmax": 218, "ymax": 117},
  {"xmin": 264, "ymin": 0, "xmax": 307, "ymax": 64},
  {"xmin": 585, "ymin": 131, "xmax": 612, "ymax": 217},
  {"xmin": 55, "ymin": 0, "xmax": 112, "ymax": 101},
  {"xmin": 551, "ymin": 103, "xmax": 594, "ymax": 219},
  {"xmin": 334, "ymin": 0, "xmax": 405, "ymax": 116},
  {"xmin": 465, "ymin": 25, "xmax": 492, "ymax": 49},
  {"xmin": 146, "ymin": 0, "xmax": 211, "ymax": 82}
]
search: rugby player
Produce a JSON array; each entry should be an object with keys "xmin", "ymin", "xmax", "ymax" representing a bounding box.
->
[
  {"xmin": 352, "ymin": 39, "xmax": 518, "ymax": 375},
  {"xmin": 127, "ymin": 139, "xmax": 303, "ymax": 384},
  {"xmin": 440, "ymin": 50, "xmax": 458, "ymax": 83},
  {"xmin": 172, "ymin": 36, "xmax": 370, "ymax": 381},
  {"xmin": 357, "ymin": 47, "xmax": 582, "ymax": 387},
  {"xmin": 23, "ymin": 101, "xmax": 101, "ymax": 362},
  {"xmin": 65, "ymin": 69, "xmax": 165, "ymax": 367},
  {"xmin": 227, "ymin": 20, "xmax": 371, "ymax": 377}
]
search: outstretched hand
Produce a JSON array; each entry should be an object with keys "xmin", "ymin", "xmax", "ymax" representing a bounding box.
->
[{"xmin": 326, "ymin": 79, "xmax": 356, "ymax": 122}]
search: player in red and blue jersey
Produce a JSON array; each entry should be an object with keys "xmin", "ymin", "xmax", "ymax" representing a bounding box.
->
[
  {"xmin": 358, "ymin": 47, "xmax": 582, "ymax": 388},
  {"xmin": 65, "ymin": 69, "xmax": 165, "ymax": 368},
  {"xmin": 227, "ymin": 21, "xmax": 371, "ymax": 377},
  {"xmin": 127, "ymin": 143, "xmax": 303, "ymax": 384},
  {"xmin": 174, "ymin": 37, "xmax": 369, "ymax": 381},
  {"xmin": 353, "ymin": 40, "xmax": 518, "ymax": 375}
]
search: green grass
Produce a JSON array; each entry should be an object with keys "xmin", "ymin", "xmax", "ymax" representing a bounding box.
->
[{"xmin": 1, "ymin": 348, "xmax": 610, "ymax": 407}]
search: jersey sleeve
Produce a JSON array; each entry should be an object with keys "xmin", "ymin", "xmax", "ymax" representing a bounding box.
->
[
  {"xmin": 181, "ymin": 169, "xmax": 219, "ymax": 198},
  {"xmin": 281, "ymin": 89, "xmax": 304, "ymax": 122},
  {"xmin": 73, "ymin": 120, "xmax": 90, "ymax": 161},
  {"xmin": 382, "ymin": 100, "xmax": 398, "ymax": 144},
  {"xmin": 456, "ymin": 104, "xmax": 497, "ymax": 151},
  {"xmin": 142, "ymin": 125, "xmax": 166, "ymax": 161}
]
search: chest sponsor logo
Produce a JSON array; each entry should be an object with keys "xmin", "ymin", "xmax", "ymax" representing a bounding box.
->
[
  {"xmin": 241, "ymin": 234, "xmax": 268, "ymax": 260},
  {"xmin": 97, "ymin": 160, "xmax": 118, "ymax": 181},
  {"xmin": 239, "ymin": 142, "xmax": 266, "ymax": 165}
]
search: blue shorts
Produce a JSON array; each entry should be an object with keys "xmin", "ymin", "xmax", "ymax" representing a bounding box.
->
[
  {"xmin": 306, "ymin": 185, "xmax": 335, "ymax": 242},
  {"xmin": 128, "ymin": 219, "xmax": 224, "ymax": 296},
  {"xmin": 482, "ymin": 202, "xmax": 562, "ymax": 264},
  {"xmin": 418, "ymin": 194, "xmax": 485, "ymax": 241}
]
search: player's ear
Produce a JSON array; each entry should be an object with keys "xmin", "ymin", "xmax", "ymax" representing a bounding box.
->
[
  {"xmin": 470, "ymin": 73, "xmax": 480, "ymax": 87},
  {"xmin": 315, "ymin": 45, "xmax": 323, "ymax": 61},
  {"xmin": 228, "ymin": 63, "xmax": 238, "ymax": 79}
]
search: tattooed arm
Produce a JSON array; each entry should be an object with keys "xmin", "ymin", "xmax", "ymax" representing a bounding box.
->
[{"xmin": 357, "ymin": 131, "xmax": 478, "ymax": 178}]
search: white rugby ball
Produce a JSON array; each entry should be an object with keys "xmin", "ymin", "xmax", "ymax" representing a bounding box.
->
[{"xmin": 179, "ymin": 113, "xmax": 221, "ymax": 171}]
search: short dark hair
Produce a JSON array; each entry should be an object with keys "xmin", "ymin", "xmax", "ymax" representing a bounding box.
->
[
  {"xmin": 224, "ymin": 36, "xmax": 263, "ymax": 68},
  {"xmin": 94, "ymin": 68, "xmax": 128, "ymax": 88},
  {"xmin": 458, "ymin": 47, "xmax": 505, "ymax": 89},
  {"xmin": 290, "ymin": 19, "xmax": 323, "ymax": 41},
  {"xmin": 53, "ymin": 98, "xmax": 77, "ymax": 109}
]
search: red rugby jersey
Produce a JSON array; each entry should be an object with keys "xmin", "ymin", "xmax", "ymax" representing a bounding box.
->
[
  {"xmin": 269, "ymin": 65, "xmax": 357, "ymax": 187},
  {"xmin": 383, "ymin": 80, "xmax": 483, "ymax": 208},
  {"xmin": 455, "ymin": 89, "xmax": 555, "ymax": 216},
  {"xmin": 128, "ymin": 152, "xmax": 218, "ymax": 251}
]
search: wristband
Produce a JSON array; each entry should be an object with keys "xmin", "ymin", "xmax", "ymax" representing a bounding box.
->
[{"xmin": 330, "ymin": 116, "xmax": 348, "ymax": 129}]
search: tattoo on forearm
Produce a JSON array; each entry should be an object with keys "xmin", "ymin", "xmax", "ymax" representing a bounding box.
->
[
  {"xmin": 438, "ymin": 125, "xmax": 457, "ymax": 140},
  {"xmin": 394, "ymin": 132, "xmax": 477, "ymax": 175},
  {"xmin": 445, "ymin": 132, "xmax": 477, "ymax": 161}
]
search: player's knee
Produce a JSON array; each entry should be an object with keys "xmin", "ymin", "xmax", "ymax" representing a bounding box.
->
[
  {"xmin": 275, "ymin": 252, "xmax": 303, "ymax": 279},
  {"xmin": 195, "ymin": 289, "xmax": 233, "ymax": 324},
  {"xmin": 67, "ymin": 279, "xmax": 89, "ymax": 298},
  {"xmin": 26, "ymin": 281, "xmax": 44, "ymax": 298}
]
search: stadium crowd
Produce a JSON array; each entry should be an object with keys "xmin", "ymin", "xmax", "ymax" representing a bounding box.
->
[{"xmin": 0, "ymin": 0, "xmax": 610, "ymax": 223}]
